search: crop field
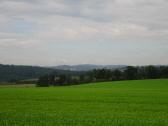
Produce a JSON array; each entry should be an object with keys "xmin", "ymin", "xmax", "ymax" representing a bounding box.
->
[{"xmin": 0, "ymin": 79, "xmax": 168, "ymax": 126}]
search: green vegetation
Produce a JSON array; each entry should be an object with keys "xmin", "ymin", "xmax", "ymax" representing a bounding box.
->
[
  {"xmin": 0, "ymin": 64, "xmax": 54, "ymax": 82},
  {"xmin": 0, "ymin": 64, "xmax": 83, "ymax": 83},
  {"xmin": 0, "ymin": 79, "xmax": 168, "ymax": 126},
  {"xmin": 37, "ymin": 66, "xmax": 168, "ymax": 87}
]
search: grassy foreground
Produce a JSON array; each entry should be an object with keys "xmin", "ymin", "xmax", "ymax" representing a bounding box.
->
[{"xmin": 0, "ymin": 79, "xmax": 168, "ymax": 126}]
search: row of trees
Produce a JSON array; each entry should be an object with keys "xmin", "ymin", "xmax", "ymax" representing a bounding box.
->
[{"xmin": 37, "ymin": 66, "xmax": 168, "ymax": 87}]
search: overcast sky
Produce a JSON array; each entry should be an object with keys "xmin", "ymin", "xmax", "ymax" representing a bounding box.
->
[{"xmin": 0, "ymin": 0, "xmax": 168, "ymax": 66}]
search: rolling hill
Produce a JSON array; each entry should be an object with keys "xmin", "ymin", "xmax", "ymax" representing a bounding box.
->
[{"xmin": 51, "ymin": 64, "xmax": 126, "ymax": 71}]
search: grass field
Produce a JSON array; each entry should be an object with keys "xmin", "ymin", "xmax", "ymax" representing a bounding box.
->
[{"xmin": 0, "ymin": 79, "xmax": 168, "ymax": 126}]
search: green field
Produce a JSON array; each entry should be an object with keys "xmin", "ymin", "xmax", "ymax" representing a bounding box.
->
[{"xmin": 0, "ymin": 79, "xmax": 168, "ymax": 126}]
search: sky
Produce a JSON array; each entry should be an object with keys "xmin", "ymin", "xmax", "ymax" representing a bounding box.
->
[{"xmin": 0, "ymin": 0, "xmax": 168, "ymax": 66}]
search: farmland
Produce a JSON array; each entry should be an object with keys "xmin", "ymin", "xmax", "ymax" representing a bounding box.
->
[{"xmin": 0, "ymin": 79, "xmax": 168, "ymax": 126}]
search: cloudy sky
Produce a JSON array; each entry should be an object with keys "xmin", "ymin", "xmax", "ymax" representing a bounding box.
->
[{"xmin": 0, "ymin": 0, "xmax": 168, "ymax": 66}]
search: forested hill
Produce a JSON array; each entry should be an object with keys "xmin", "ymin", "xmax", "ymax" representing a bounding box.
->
[
  {"xmin": 0, "ymin": 64, "xmax": 54, "ymax": 82},
  {"xmin": 0, "ymin": 64, "xmax": 86, "ymax": 82}
]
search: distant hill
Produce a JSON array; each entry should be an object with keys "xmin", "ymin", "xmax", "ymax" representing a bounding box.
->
[
  {"xmin": 0, "ymin": 64, "xmax": 126, "ymax": 82},
  {"xmin": 50, "ymin": 64, "xmax": 127, "ymax": 71},
  {"xmin": 0, "ymin": 64, "xmax": 55, "ymax": 82},
  {"xmin": 0, "ymin": 64, "xmax": 88, "ymax": 82}
]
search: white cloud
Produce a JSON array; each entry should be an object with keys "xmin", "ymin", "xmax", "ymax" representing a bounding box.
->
[
  {"xmin": 0, "ymin": 0, "xmax": 168, "ymax": 65},
  {"xmin": 0, "ymin": 0, "xmax": 167, "ymax": 41}
]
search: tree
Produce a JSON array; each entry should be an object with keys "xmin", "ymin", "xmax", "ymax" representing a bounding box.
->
[
  {"xmin": 136, "ymin": 67, "xmax": 145, "ymax": 79},
  {"xmin": 36, "ymin": 75, "xmax": 49, "ymax": 87},
  {"xmin": 159, "ymin": 66, "xmax": 168, "ymax": 78},
  {"xmin": 145, "ymin": 66, "xmax": 159, "ymax": 79},
  {"xmin": 48, "ymin": 74, "xmax": 55, "ymax": 86},
  {"xmin": 58, "ymin": 74, "xmax": 66, "ymax": 85},
  {"xmin": 124, "ymin": 66, "xmax": 138, "ymax": 80},
  {"xmin": 112, "ymin": 69, "xmax": 122, "ymax": 81}
]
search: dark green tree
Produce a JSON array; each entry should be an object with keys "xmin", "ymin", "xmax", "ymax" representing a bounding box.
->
[
  {"xmin": 48, "ymin": 74, "xmax": 55, "ymax": 86},
  {"xmin": 145, "ymin": 66, "xmax": 159, "ymax": 79},
  {"xmin": 58, "ymin": 74, "xmax": 66, "ymax": 85},
  {"xmin": 36, "ymin": 75, "xmax": 49, "ymax": 87},
  {"xmin": 124, "ymin": 66, "xmax": 138, "ymax": 80},
  {"xmin": 112, "ymin": 69, "xmax": 122, "ymax": 80}
]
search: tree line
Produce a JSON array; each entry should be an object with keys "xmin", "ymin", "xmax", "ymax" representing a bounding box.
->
[{"xmin": 37, "ymin": 65, "xmax": 168, "ymax": 87}]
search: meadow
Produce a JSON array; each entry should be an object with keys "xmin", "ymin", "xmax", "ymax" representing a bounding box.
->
[{"xmin": 0, "ymin": 79, "xmax": 168, "ymax": 126}]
